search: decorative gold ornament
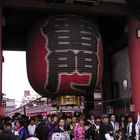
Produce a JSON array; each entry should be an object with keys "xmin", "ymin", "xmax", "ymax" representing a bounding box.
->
[{"xmin": 58, "ymin": 96, "xmax": 81, "ymax": 106}]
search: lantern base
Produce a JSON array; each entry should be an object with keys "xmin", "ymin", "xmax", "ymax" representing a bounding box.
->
[{"xmin": 57, "ymin": 95, "xmax": 81, "ymax": 106}]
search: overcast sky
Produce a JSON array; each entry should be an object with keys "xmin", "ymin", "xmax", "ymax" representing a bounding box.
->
[{"xmin": 2, "ymin": 51, "xmax": 38, "ymax": 106}]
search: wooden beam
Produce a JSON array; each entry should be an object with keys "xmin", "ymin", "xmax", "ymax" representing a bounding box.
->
[
  {"xmin": 2, "ymin": 0, "xmax": 129, "ymax": 16},
  {"xmin": 2, "ymin": 0, "xmax": 49, "ymax": 10}
]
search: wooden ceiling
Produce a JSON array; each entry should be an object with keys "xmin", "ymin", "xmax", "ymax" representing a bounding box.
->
[{"xmin": 1, "ymin": 0, "xmax": 129, "ymax": 52}]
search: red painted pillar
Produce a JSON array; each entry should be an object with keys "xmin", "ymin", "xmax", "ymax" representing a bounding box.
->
[{"xmin": 128, "ymin": 16, "xmax": 140, "ymax": 113}]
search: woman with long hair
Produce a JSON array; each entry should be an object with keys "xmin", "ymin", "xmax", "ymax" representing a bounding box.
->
[
  {"xmin": 14, "ymin": 118, "xmax": 28, "ymax": 140},
  {"xmin": 74, "ymin": 117, "xmax": 86, "ymax": 140}
]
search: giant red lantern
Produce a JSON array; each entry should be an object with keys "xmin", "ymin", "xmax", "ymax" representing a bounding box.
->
[{"xmin": 26, "ymin": 15, "xmax": 103, "ymax": 97}]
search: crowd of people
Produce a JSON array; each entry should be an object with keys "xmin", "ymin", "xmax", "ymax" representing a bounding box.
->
[{"xmin": 0, "ymin": 112, "xmax": 140, "ymax": 140}]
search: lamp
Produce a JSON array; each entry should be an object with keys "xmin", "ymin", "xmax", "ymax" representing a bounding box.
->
[
  {"xmin": 123, "ymin": 80, "xmax": 128, "ymax": 91},
  {"xmin": 136, "ymin": 28, "xmax": 140, "ymax": 38}
]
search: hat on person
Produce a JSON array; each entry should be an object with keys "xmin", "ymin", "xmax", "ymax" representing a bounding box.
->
[{"xmin": 101, "ymin": 114, "xmax": 109, "ymax": 119}]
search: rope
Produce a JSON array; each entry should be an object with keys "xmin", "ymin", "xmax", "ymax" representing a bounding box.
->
[{"xmin": 85, "ymin": 97, "xmax": 130, "ymax": 103}]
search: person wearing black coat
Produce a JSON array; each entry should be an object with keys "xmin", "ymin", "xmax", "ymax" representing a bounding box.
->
[
  {"xmin": 99, "ymin": 114, "xmax": 114, "ymax": 140},
  {"xmin": 35, "ymin": 115, "xmax": 48, "ymax": 140},
  {"xmin": 0, "ymin": 131, "xmax": 20, "ymax": 140},
  {"xmin": 125, "ymin": 115, "xmax": 136, "ymax": 140},
  {"xmin": 53, "ymin": 118, "xmax": 70, "ymax": 140},
  {"xmin": 119, "ymin": 115, "xmax": 127, "ymax": 140}
]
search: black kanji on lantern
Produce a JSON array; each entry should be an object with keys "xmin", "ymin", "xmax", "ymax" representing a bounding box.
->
[{"xmin": 41, "ymin": 15, "xmax": 100, "ymax": 94}]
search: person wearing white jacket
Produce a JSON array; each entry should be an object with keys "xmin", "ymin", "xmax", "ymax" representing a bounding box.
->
[
  {"xmin": 28, "ymin": 117, "xmax": 36, "ymax": 137},
  {"xmin": 135, "ymin": 113, "xmax": 140, "ymax": 140}
]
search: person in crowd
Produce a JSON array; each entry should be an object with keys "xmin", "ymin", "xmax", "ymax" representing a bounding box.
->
[
  {"xmin": 0, "ymin": 117, "xmax": 6, "ymax": 128},
  {"xmin": 28, "ymin": 117, "xmax": 36, "ymax": 137},
  {"xmin": 17, "ymin": 113, "xmax": 22, "ymax": 119},
  {"xmin": 5, "ymin": 116, "xmax": 12, "ymax": 124},
  {"xmin": 13, "ymin": 113, "xmax": 22, "ymax": 120},
  {"xmin": 35, "ymin": 115, "xmax": 48, "ymax": 140},
  {"xmin": 69, "ymin": 116, "xmax": 77, "ymax": 139},
  {"xmin": 74, "ymin": 117, "xmax": 86, "ymax": 140},
  {"xmin": 65, "ymin": 116, "xmax": 71, "ymax": 131},
  {"xmin": 86, "ymin": 115, "xmax": 100, "ymax": 140},
  {"xmin": 12, "ymin": 113, "xmax": 22, "ymax": 131},
  {"xmin": 65, "ymin": 116, "xmax": 76, "ymax": 140},
  {"xmin": 3, "ymin": 111, "xmax": 140, "ymax": 140},
  {"xmin": 0, "ymin": 131, "xmax": 20, "ymax": 140},
  {"xmin": 94, "ymin": 117, "xmax": 101, "ymax": 140},
  {"xmin": 71, "ymin": 116, "xmax": 78, "ymax": 126},
  {"xmin": 0, "ymin": 124, "xmax": 4, "ymax": 133},
  {"xmin": 52, "ymin": 117, "xmax": 70, "ymax": 140},
  {"xmin": 110, "ymin": 114, "xmax": 119, "ymax": 132},
  {"xmin": 13, "ymin": 121, "xmax": 19, "ymax": 136},
  {"xmin": 135, "ymin": 112, "xmax": 140, "ymax": 140},
  {"xmin": 87, "ymin": 113, "xmax": 95, "ymax": 126},
  {"xmin": 54, "ymin": 118, "xmax": 66, "ymax": 133},
  {"xmin": 22, "ymin": 115, "xmax": 29, "ymax": 128},
  {"xmin": 99, "ymin": 114, "xmax": 114, "ymax": 140},
  {"xmin": 4, "ymin": 122, "xmax": 12, "ymax": 132},
  {"xmin": 85, "ymin": 118, "xmax": 96, "ymax": 140},
  {"xmin": 125, "ymin": 115, "xmax": 136, "ymax": 140},
  {"xmin": 119, "ymin": 115, "xmax": 127, "ymax": 140},
  {"xmin": 110, "ymin": 114, "xmax": 120, "ymax": 139},
  {"xmin": 47, "ymin": 114, "xmax": 59, "ymax": 140},
  {"xmin": 15, "ymin": 118, "xmax": 28, "ymax": 140},
  {"xmin": 85, "ymin": 113, "xmax": 96, "ymax": 139},
  {"xmin": 119, "ymin": 115, "xmax": 127, "ymax": 130},
  {"xmin": 44, "ymin": 117, "xmax": 50, "ymax": 126}
]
